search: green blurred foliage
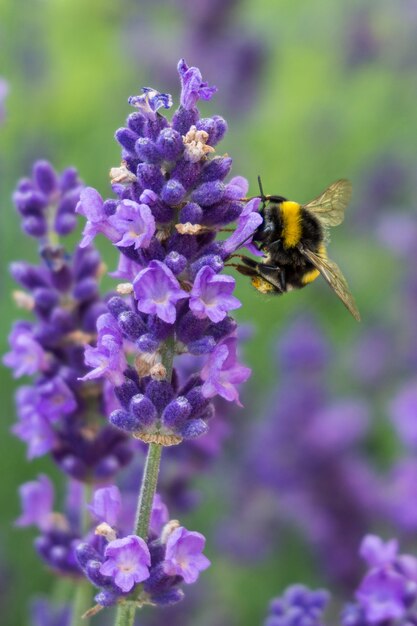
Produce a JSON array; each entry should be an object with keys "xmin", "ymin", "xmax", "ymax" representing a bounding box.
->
[{"xmin": 0, "ymin": 0, "xmax": 416, "ymax": 624}]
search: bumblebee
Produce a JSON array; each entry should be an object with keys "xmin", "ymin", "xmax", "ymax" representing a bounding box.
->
[{"xmin": 231, "ymin": 178, "xmax": 360, "ymax": 321}]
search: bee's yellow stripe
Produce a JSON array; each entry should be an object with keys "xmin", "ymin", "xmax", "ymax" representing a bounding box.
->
[
  {"xmin": 301, "ymin": 244, "xmax": 327, "ymax": 285},
  {"xmin": 301, "ymin": 268, "xmax": 320, "ymax": 285},
  {"xmin": 281, "ymin": 201, "xmax": 302, "ymax": 248}
]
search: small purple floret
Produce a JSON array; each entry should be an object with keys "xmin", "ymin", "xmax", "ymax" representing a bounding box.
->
[
  {"xmin": 99, "ymin": 535, "xmax": 151, "ymax": 592},
  {"xmin": 15, "ymin": 475, "xmax": 54, "ymax": 531},
  {"xmin": 133, "ymin": 260, "xmax": 189, "ymax": 324},
  {"xmin": 178, "ymin": 59, "xmax": 217, "ymax": 110},
  {"xmin": 88, "ymin": 486, "xmax": 121, "ymax": 527},
  {"xmin": 163, "ymin": 526, "xmax": 210, "ymax": 583},
  {"xmin": 190, "ymin": 266, "xmax": 241, "ymax": 323},
  {"xmin": 201, "ymin": 336, "xmax": 251, "ymax": 405},
  {"xmin": 109, "ymin": 200, "xmax": 155, "ymax": 249}
]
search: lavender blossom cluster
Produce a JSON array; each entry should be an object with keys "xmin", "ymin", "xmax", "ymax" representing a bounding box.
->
[
  {"xmin": 264, "ymin": 535, "xmax": 417, "ymax": 626},
  {"xmin": 3, "ymin": 161, "xmax": 133, "ymax": 483},
  {"xmin": 76, "ymin": 59, "xmax": 255, "ymax": 449}
]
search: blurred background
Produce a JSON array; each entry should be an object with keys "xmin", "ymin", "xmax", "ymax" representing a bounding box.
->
[{"xmin": 1, "ymin": 0, "xmax": 417, "ymax": 624}]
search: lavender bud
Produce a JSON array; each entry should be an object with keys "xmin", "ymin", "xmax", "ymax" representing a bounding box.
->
[
  {"xmin": 33, "ymin": 160, "xmax": 58, "ymax": 195},
  {"xmin": 179, "ymin": 202, "xmax": 203, "ymax": 224},
  {"xmin": 156, "ymin": 128, "xmax": 183, "ymax": 161},
  {"xmin": 13, "ymin": 190, "xmax": 47, "ymax": 215},
  {"xmin": 135, "ymin": 137, "xmax": 162, "ymax": 164},
  {"xmin": 188, "ymin": 336, "xmax": 216, "ymax": 355},
  {"xmin": 107, "ymin": 296, "xmax": 131, "ymax": 319},
  {"xmin": 94, "ymin": 590, "xmax": 119, "ymax": 607},
  {"xmin": 95, "ymin": 456, "xmax": 120, "ymax": 478},
  {"xmin": 127, "ymin": 112, "xmax": 146, "ymax": 135},
  {"xmin": 76, "ymin": 543, "xmax": 101, "ymax": 568},
  {"xmin": 172, "ymin": 107, "xmax": 199, "ymax": 135},
  {"xmin": 117, "ymin": 311, "xmax": 146, "ymax": 340},
  {"xmin": 130, "ymin": 394, "xmax": 158, "ymax": 427},
  {"xmin": 54, "ymin": 212, "xmax": 77, "ymax": 235},
  {"xmin": 114, "ymin": 380, "xmax": 140, "ymax": 409},
  {"xmin": 180, "ymin": 419, "xmax": 209, "ymax": 439},
  {"xmin": 162, "ymin": 396, "xmax": 191, "ymax": 428},
  {"xmin": 164, "ymin": 251, "xmax": 187, "ymax": 275},
  {"xmin": 161, "ymin": 180, "xmax": 186, "ymax": 206},
  {"xmin": 73, "ymin": 277, "xmax": 98, "ymax": 301},
  {"xmin": 22, "ymin": 215, "xmax": 47, "ymax": 237},
  {"xmin": 200, "ymin": 156, "xmax": 232, "ymax": 182},
  {"xmin": 137, "ymin": 333, "xmax": 160, "ymax": 353},
  {"xmin": 115, "ymin": 127, "xmax": 138, "ymax": 154},
  {"xmin": 110, "ymin": 409, "xmax": 142, "ymax": 432},
  {"xmin": 145, "ymin": 380, "xmax": 174, "ymax": 412},
  {"xmin": 86, "ymin": 560, "xmax": 111, "ymax": 587},
  {"xmin": 136, "ymin": 163, "xmax": 164, "ymax": 193}
]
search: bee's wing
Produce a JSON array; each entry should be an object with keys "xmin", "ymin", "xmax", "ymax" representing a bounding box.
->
[
  {"xmin": 303, "ymin": 179, "xmax": 352, "ymax": 228},
  {"xmin": 298, "ymin": 245, "xmax": 361, "ymax": 321}
]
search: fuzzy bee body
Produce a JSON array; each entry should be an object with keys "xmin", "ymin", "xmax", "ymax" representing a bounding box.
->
[{"xmin": 233, "ymin": 179, "xmax": 361, "ymax": 321}]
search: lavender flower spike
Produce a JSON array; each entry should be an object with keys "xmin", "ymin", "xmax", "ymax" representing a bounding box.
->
[{"xmin": 178, "ymin": 58, "xmax": 217, "ymax": 110}]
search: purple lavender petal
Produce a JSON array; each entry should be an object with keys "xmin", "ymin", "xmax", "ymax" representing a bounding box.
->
[
  {"xmin": 178, "ymin": 59, "xmax": 217, "ymax": 110},
  {"xmin": 133, "ymin": 260, "xmax": 189, "ymax": 324},
  {"xmin": 15, "ymin": 475, "xmax": 54, "ymax": 531}
]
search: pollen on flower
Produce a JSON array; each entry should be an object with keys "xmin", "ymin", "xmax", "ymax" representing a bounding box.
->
[
  {"xmin": 116, "ymin": 282, "xmax": 134, "ymax": 295},
  {"xmin": 95, "ymin": 522, "xmax": 117, "ymax": 542},
  {"xmin": 109, "ymin": 162, "xmax": 137, "ymax": 184},
  {"xmin": 175, "ymin": 222, "xmax": 206, "ymax": 235},
  {"xmin": 12, "ymin": 290, "xmax": 35, "ymax": 310},
  {"xmin": 182, "ymin": 126, "xmax": 215, "ymax": 163},
  {"xmin": 150, "ymin": 363, "xmax": 167, "ymax": 381}
]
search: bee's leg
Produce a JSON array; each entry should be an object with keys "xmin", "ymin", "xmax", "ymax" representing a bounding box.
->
[
  {"xmin": 227, "ymin": 256, "xmax": 286, "ymax": 293},
  {"xmin": 255, "ymin": 264, "xmax": 286, "ymax": 293}
]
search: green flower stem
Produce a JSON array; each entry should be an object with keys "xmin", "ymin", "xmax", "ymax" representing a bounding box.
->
[
  {"xmin": 115, "ymin": 603, "xmax": 136, "ymax": 626},
  {"xmin": 113, "ymin": 337, "xmax": 174, "ymax": 626},
  {"xmin": 71, "ymin": 580, "xmax": 93, "ymax": 626},
  {"xmin": 134, "ymin": 442, "xmax": 163, "ymax": 539}
]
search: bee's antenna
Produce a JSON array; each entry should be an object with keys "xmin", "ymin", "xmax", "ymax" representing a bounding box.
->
[{"xmin": 257, "ymin": 175, "xmax": 266, "ymax": 201}]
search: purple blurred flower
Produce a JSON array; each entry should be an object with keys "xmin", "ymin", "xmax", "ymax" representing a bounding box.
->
[
  {"xmin": 76, "ymin": 187, "xmax": 119, "ymax": 247},
  {"xmin": 163, "ymin": 526, "xmax": 210, "ymax": 583},
  {"xmin": 360, "ymin": 535, "xmax": 399, "ymax": 568},
  {"xmin": 30, "ymin": 598, "xmax": 71, "ymax": 626},
  {"xmin": 190, "ymin": 266, "xmax": 241, "ymax": 322},
  {"xmin": 88, "ymin": 486, "xmax": 121, "ymax": 527},
  {"xmin": 15, "ymin": 475, "xmax": 54, "ymax": 531},
  {"xmin": 133, "ymin": 260, "xmax": 189, "ymax": 324},
  {"xmin": 264, "ymin": 584, "xmax": 329, "ymax": 626},
  {"xmin": 82, "ymin": 316, "xmax": 127, "ymax": 385},
  {"xmin": 13, "ymin": 386, "xmax": 57, "ymax": 458},
  {"xmin": 356, "ymin": 568, "xmax": 407, "ymax": 623},
  {"xmin": 100, "ymin": 535, "xmax": 151, "ymax": 592},
  {"xmin": 178, "ymin": 58, "xmax": 217, "ymax": 110},
  {"xmin": 109, "ymin": 200, "xmax": 156, "ymax": 249},
  {"xmin": 150, "ymin": 493, "xmax": 169, "ymax": 535},
  {"xmin": 389, "ymin": 381, "xmax": 417, "ymax": 448},
  {"xmin": 201, "ymin": 336, "xmax": 251, "ymax": 405},
  {"xmin": 3, "ymin": 323, "xmax": 48, "ymax": 377},
  {"xmin": 36, "ymin": 378, "xmax": 77, "ymax": 423}
]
